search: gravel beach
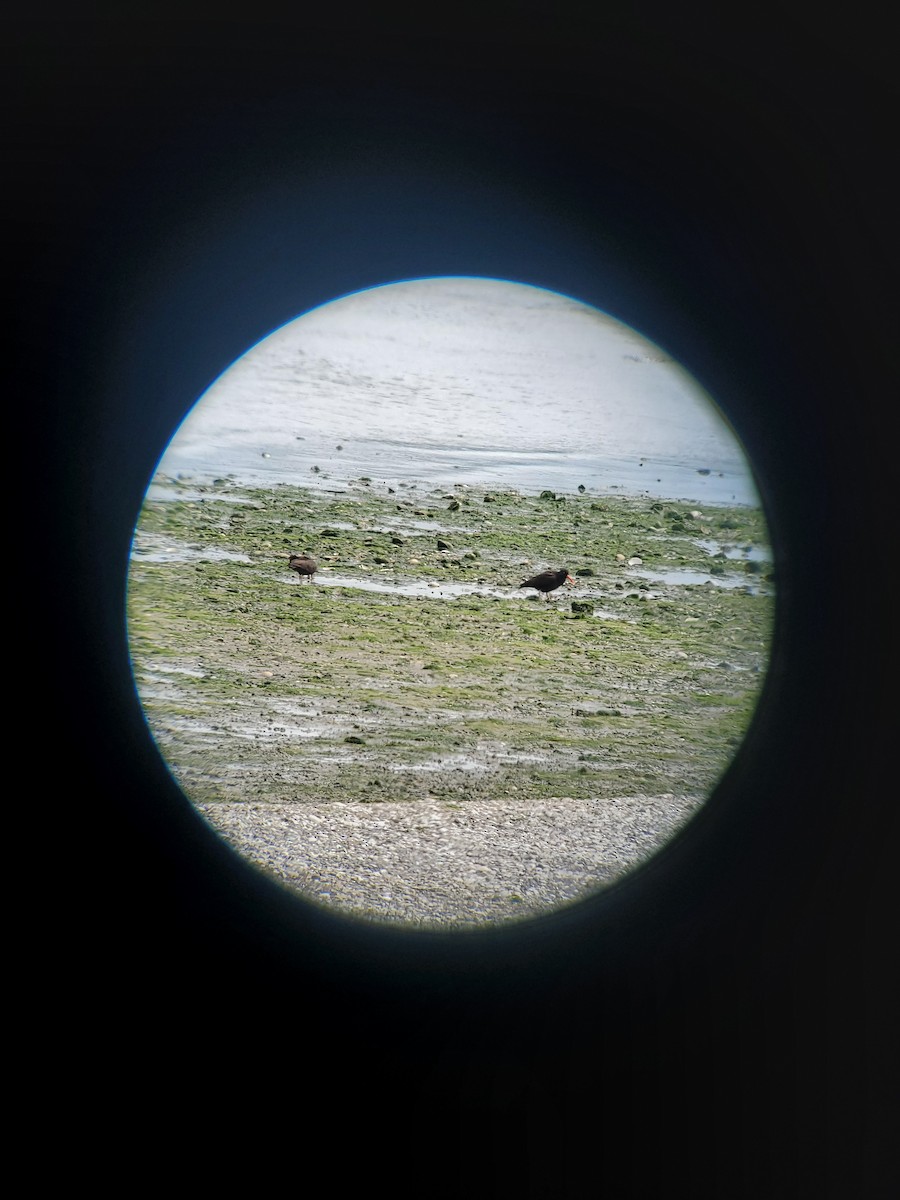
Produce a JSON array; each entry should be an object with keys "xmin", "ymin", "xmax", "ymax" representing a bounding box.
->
[{"xmin": 196, "ymin": 790, "xmax": 704, "ymax": 927}]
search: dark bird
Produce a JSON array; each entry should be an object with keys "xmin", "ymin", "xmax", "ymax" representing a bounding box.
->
[
  {"xmin": 519, "ymin": 568, "xmax": 575, "ymax": 599},
  {"xmin": 289, "ymin": 553, "xmax": 317, "ymax": 583}
]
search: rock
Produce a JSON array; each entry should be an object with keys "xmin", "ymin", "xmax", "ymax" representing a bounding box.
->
[
  {"xmin": 436, "ymin": 539, "xmax": 452, "ymax": 550},
  {"xmin": 571, "ymin": 601, "xmax": 594, "ymax": 617}
]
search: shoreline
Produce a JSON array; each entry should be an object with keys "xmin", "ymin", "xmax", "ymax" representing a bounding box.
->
[{"xmin": 157, "ymin": 441, "xmax": 763, "ymax": 509}]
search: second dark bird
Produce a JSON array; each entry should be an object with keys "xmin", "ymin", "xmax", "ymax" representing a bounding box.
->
[{"xmin": 519, "ymin": 568, "xmax": 575, "ymax": 600}]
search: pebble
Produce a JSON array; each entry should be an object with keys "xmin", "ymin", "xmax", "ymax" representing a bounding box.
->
[{"xmin": 197, "ymin": 792, "xmax": 704, "ymax": 929}]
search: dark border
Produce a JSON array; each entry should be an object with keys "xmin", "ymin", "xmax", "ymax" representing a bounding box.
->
[{"xmin": 18, "ymin": 9, "xmax": 895, "ymax": 1194}]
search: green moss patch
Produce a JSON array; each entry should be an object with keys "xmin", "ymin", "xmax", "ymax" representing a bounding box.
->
[{"xmin": 128, "ymin": 476, "xmax": 774, "ymax": 807}]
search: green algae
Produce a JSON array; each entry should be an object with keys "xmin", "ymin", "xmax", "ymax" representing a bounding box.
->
[{"xmin": 128, "ymin": 475, "xmax": 774, "ymax": 808}]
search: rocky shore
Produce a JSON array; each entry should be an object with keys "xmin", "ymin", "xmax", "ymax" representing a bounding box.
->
[{"xmin": 128, "ymin": 473, "xmax": 774, "ymax": 928}]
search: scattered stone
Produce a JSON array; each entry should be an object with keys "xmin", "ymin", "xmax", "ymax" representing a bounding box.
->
[{"xmin": 131, "ymin": 476, "xmax": 772, "ymax": 933}]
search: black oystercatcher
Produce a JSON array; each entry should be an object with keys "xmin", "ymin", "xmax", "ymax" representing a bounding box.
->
[
  {"xmin": 519, "ymin": 568, "xmax": 575, "ymax": 600},
  {"xmin": 289, "ymin": 553, "xmax": 317, "ymax": 583}
]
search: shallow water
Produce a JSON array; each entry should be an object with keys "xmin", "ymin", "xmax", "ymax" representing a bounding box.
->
[
  {"xmin": 158, "ymin": 277, "xmax": 763, "ymax": 508},
  {"xmin": 695, "ymin": 538, "xmax": 770, "ymax": 562},
  {"xmin": 293, "ymin": 567, "xmax": 764, "ymax": 599},
  {"xmin": 132, "ymin": 536, "xmax": 253, "ymax": 564},
  {"xmin": 629, "ymin": 567, "xmax": 762, "ymax": 590}
]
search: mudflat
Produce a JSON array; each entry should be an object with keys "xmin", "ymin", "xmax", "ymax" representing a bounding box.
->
[{"xmin": 127, "ymin": 474, "xmax": 774, "ymax": 928}]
